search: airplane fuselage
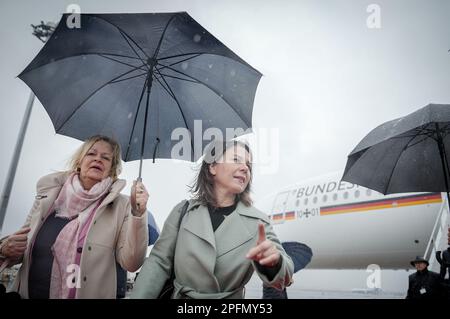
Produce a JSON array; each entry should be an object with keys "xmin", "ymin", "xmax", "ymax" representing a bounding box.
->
[{"xmin": 258, "ymin": 172, "xmax": 443, "ymax": 269}]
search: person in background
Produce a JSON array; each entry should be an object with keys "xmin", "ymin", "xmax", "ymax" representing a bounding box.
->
[{"xmin": 406, "ymin": 256, "xmax": 443, "ymax": 299}]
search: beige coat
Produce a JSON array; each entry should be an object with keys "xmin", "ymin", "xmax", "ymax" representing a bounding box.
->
[
  {"xmin": 132, "ymin": 200, "xmax": 294, "ymax": 299},
  {"xmin": 5, "ymin": 171, "xmax": 148, "ymax": 299}
]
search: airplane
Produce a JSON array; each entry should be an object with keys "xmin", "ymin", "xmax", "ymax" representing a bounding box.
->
[{"xmin": 256, "ymin": 171, "xmax": 447, "ymax": 270}]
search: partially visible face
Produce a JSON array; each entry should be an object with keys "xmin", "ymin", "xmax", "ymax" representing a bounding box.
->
[
  {"xmin": 414, "ymin": 262, "xmax": 427, "ymax": 271},
  {"xmin": 79, "ymin": 140, "xmax": 113, "ymax": 184},
  {"xmin": 209, "ymin": 145, "xmax": 252, "ymax": 195}
]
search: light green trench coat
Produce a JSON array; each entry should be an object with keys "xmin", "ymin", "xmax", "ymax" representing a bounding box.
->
[{"xmin": 132, "ymin": 200, "xmax": 294, "ymax": 299}]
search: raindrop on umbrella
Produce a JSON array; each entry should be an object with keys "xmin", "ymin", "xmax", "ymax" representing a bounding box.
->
[{"xmin": 193, "ymin": 34, "xmax": 201, "ymax": 42}]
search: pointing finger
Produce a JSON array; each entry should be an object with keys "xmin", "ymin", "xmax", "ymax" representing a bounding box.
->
[
  {"xmin": 257, "ymin": 223, "xmax": 266, "ymax": 245},
  {"xmin": 246, "ymin": 240, "xmax": 272, "ymax": 260}
]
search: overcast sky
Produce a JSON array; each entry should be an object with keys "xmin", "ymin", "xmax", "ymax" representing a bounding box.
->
[{"xmin": 1, "ymin": 0, "xmax": 449, "ymax": 294}]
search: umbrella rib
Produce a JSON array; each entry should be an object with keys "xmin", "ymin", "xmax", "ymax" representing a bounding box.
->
[
  {"xmin": 403, "ymin": 135, "xmax": 431, "ymax": 149},
  {"xmin": 384, "ymin": 128, "xmax": 427, "ymax": 193},
  {"xmin": 439, "ymin": 123, "xmax": 450, "ymax": 137},
  {"xmin": 152, "ymin": 13, "xmax": 178, "ymax": 59},
  {"xmin": 157, "ymin": 53, "xmax": 204, "ymax": 69},
  {"xmin": 156, "ymin": 73, "xmax": 199, "ymax": 84},
  {"xmin": 117, "ymin": 29, "xmax": 150, "ymax": 70},
  {"xmin": 124, "ymin": 77, "xmax": 149, "ymax": 160},
  {"xmin": 153, "ymin": 69, "xmax": 195, "ymax": 154},
  {"xmin": 57, "ymin": 64, "xmax": 148, "ymax": 131},
  {"xmin": 97, "ymin": 52, "xmax": 144, "ymax": 60},
  {"xmin": 90, "ymin": 15, "xmax": 151, "ymax": 63},
  {"xmin": 155, "ymin": 63, "xmax": 250, "ymax": 127},
  {"xmin": 18, "ymin": 52, "xmax": 146, "ymax": 75},
  {"xmin": 153, "ymin": 74, "xmax": 176, "ymax": 100},
  {"xmin": 158, "ymin": 51, "xmax": 262, "ymax": 75},
  {"xmin": 167, "ymin": 54, "xmax": 203, "ymax": 67},
  {"xmin": 98, "ymin": 54, "xmax": 149, "ymax": 72},
  {"xmin": 157, "ymin": 52, "xmax": 204, "ymax": 62},
  {"xmin": 110, "ymin": 72, "xmax": 148, "ymax": 84}
]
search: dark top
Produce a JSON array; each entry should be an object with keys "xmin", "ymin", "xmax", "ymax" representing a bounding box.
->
[
  {"xmin": 406, "ymin": 269, "xmax": 443, "ymax": 299},
  {"xmin": 207, "ymin": 202, "xmax": 281, "ymax": 280},
  {"xmin": 28, "ymin": 211, "xmax": 71, "ymax": 299},
  {"xmin": 207, "ymin": 202, "xmax": 238, "ymax": 232}
]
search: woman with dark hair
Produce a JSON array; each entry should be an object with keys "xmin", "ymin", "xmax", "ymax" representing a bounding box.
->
[{"xmin": 132, "ymin": 140, "xmax": 293, "ymax": 299}]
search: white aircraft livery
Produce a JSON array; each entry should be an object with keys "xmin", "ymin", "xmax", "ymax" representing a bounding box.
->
[{"xmin": 258, "ymin": 172, "xmax": 443, "ymax": 270}]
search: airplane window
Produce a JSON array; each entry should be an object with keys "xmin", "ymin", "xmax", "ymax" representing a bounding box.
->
[
  {"xmin": 296, "ymin": 199, "xmax": 300, "ymax": 207},
  {"xmin": 343, "ymin": 192, "xmax": 349, "ymax": 200},
  {"xmin": 304, "ymin": 198, "xmax": 308, "ymax": 205},
  {"xmin": 366, "ymin": 189, "xmax": 372, "ymax": 196},
  {"xmin": 333, "ymin": 193, "xmax": 338, "ymax": 201},
  {"xmin": 313, "ymin": 196, "xmax": 318, "ymax": 204},
  {"xmin": 322, "ymin": 194, "xmax": 327, "ymax": 203},
  {"xmin": 354, "ymin": 190, "xmax": 360, "ymax": 198}
]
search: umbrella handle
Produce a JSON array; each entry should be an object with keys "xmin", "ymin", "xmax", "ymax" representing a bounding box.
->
[{"xmin": 136, "ymin": 177, "xmax": 142, "ymax": 210}]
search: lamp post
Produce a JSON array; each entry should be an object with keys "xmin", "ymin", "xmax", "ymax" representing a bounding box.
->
[{"xmin": 0, "ymin": 21, "xmax": 55, "ymax": 235}]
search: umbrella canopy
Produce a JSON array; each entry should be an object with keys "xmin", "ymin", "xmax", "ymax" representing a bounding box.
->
[
  {"xmin": 19, "ymin": 12, "xmax": 261, "ymax": 175},
  {"xmin": 281, "ymin": 241, "xmax": 313, "ymax": 273},
  {"xmin": 147, "ymin": 210, "xmax": 160, "ymax": 245},
  {"xmin": 262, "ymin": 241, "xmax": 312, "ymax": 299},
  {"xmin": 342, "ymin": 103, "xmax": 450, "ymax": 197}
]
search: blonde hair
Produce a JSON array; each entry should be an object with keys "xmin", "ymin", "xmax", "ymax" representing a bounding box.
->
[
  {"xmin": 190, "ymin": 140, "xmax": 253, "ymax": 207},
  {"xmin": 68, "ymin": 135, "xmax": 122, "ymax": 181}
]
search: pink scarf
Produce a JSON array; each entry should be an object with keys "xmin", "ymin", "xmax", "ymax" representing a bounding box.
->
[{"xmin": 49, "ymin": 173, "xmax": 112, "ymax": 299}]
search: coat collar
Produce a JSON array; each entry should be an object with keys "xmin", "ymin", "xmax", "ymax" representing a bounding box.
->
[
  {"xmin": 36, "ymin": 171, "xmax": 126, "ymax": 214},
  {"xmin": 181, "ymin": 200, "xmax": 264, "ymax": 256},
  {"xmin": 185, "ymin": 199, "xmax": 265, "ymax": 220},
  {"xmin": 182, "ymin": 201, "xmax": 216, "ymax": 250}
]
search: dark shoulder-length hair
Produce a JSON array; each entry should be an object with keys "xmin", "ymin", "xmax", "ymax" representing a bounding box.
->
[{"xmin": 190, "ymin": 139, "xmax": 253, "ymax": 207}]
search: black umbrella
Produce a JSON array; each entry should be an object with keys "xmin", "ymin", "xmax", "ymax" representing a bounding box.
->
[
  {"xmin": 282, "ymin": 241, "xmax": 313, "ymax": 273},
  {"xmin": 18, "ymin": 12, "xmax": 261, "ymax": 178},
  {"xmin": 262, "ymin": 242, "xmax": 312, "ymax": 299},
  {"xmin": 342, "ymin": 103, "xmax": 450, "ymax": 224},
  {"xmin": 147, "ymin": 210, "xmax": 160, "ymax": 246}
]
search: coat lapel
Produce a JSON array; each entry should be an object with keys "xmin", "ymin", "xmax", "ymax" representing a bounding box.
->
[
  {"xmin": 36, "ymin": 172, "xmax": 69, "ymax": 219},
  {"xmin": 215, "ymin": 205, "xmax": 255, "ymax": 258},
  {"xmin": 27, "ymin": 173, "xmax": 67, "ymax": 241},
  {"xmin": 182, "ymin": 204, "xmax": 216, "ymax": 251},
  {"xmin": 96, "ymin": 179, "xmax": 126, "ymax": 212}
]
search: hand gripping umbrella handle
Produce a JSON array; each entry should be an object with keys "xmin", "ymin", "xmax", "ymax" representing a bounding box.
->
[{"xmin": 136, "ymin": 177, "xmax": 142, "ymax": 210}]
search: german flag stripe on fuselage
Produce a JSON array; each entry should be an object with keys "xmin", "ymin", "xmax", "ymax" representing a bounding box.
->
[
  {"xmin": 320, "ymin": 192, "xmax": 442, "ymax": 216},
  {"xmin": 285, "ymin": 211, "xmax": 296, "ymax": 220}
]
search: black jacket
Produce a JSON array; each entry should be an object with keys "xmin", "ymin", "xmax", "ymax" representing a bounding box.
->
[{"xmin": 406, "ymin": 269, "xmax": 442, "ymax": 299}]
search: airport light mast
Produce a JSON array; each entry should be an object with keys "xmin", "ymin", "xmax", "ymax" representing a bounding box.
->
[{"xmin": 0, "ymin": 21, "xmax": 55, "ymax": 235}]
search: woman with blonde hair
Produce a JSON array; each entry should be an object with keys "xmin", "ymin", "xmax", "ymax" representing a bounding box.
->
[
  {"xmin": 132, "ymin": 139, "xmax": 293, "ymax": 299},
  {"xmin": 0, "ymin": 135, "xmax": 149, "ymax": 298}
]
